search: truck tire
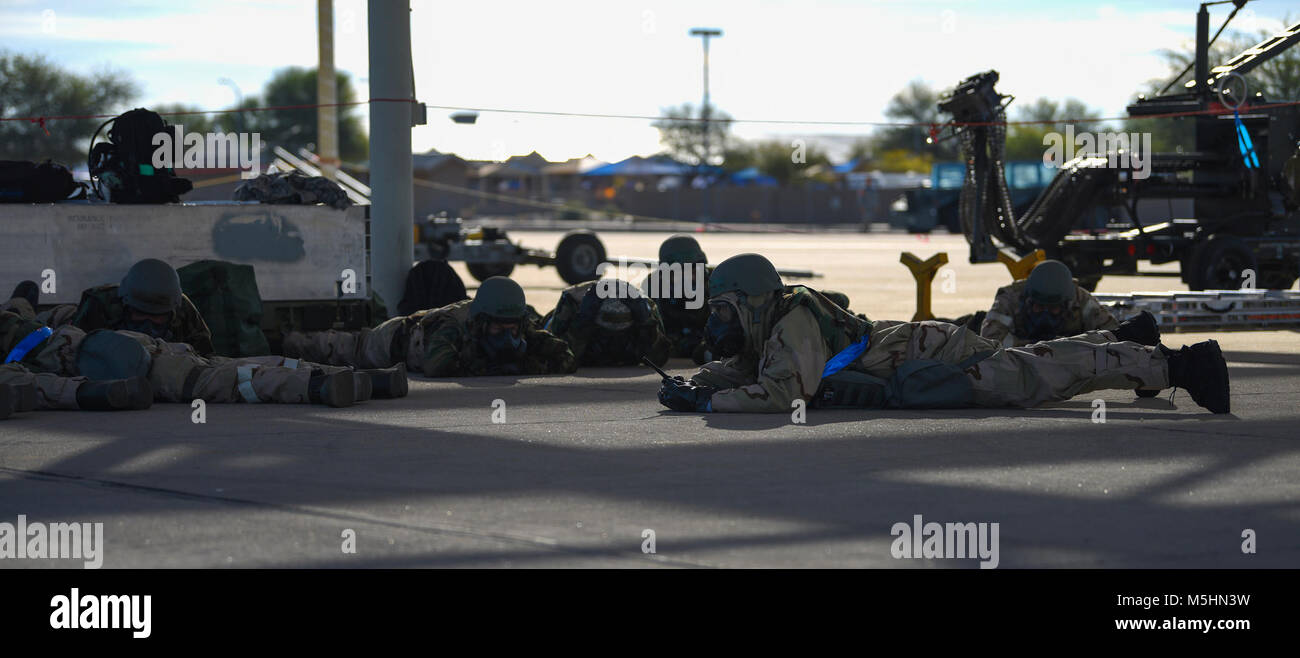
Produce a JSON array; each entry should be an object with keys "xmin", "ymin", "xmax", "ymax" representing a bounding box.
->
[
  {"xmin": 555, "ymin": 231, "xmax": 606, "ymax": 285},
  {"xmin": 1186, "ymin": 236, "xmax": 1257, "ymax": 291},
  {"xmin": 466, "ymin": 262, "xmax": 515, "ymax": 282}
]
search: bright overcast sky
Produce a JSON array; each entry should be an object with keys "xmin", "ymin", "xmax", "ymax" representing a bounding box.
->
[{"xmin": 0, "ymin": 0, "xmax": 1290, "ymax": 163}]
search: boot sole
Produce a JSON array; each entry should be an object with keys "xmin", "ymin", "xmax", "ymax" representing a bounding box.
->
[{"xmin": 369, "ymin": 363, "xmax": 409, "ymax": 399}]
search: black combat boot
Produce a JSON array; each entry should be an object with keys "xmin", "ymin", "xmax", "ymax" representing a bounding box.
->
[
  {"xmin": 351, "ymin": 371, "xmax": 373, "ymax": 402},
  {"xmin": 309, "ymin": 369, "xmax": 355, "ymax": 408},
  {"xmin": 75, "ymin": 377, "xmax": 151, "ymax": 411},
  {"xmin": 10, "ymin": 280, "xmax": 39, "ymax": 308},
  {"xmin": 1114, "ymin": 310, "xmax": 1161, "ymax": 346},
  {"xmin": 359, "ymin": 363, "xmax": 408, "ymax": 399},
  {"xmin": 1162, "ymin": 340, "xmax": 1231, "ymax": 414}
]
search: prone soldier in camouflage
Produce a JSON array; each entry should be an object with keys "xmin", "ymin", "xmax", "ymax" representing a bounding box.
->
[
  {"xmin": 640, "ymin": 235, "xmax": 854, "ymax": 365},
  {"xmin": 69, "ymin": 258, "xmax": 216, "ymax": 355},
  {"xmin": 658, "ymin": 253, "xmax": 1230, "ymax": 415},
  {"xmin": 284, "ymin": 276, "xmax": 576, "ymax": 377},
  {"xmin": 980, "ymin": 260, "xmax": 1119, "ymax": 347},
  {"xmin": 642, "ymin": 235, "xmax": 712, "ymax": 363},
  {"xmin": 545, "ymin": 279, "xmax": 671, "ymax": 367},
  {"xmin": 1, "ymin": 308, "xmax": 379, "ymax": 409}
]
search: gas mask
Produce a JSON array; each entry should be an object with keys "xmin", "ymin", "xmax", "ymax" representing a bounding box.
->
[
  {"xmin": 122, "ymin": 309, "xmax": 174, "ymax": 340},
  {"xmin": 1020, "ymin": 300, "xmax": 1065, "ymax": 341},
  {"xmin": 479, "ymin": 317, "xmax": 527, "ymax": 363},
  {"xmin": 705, "ymin": 299, "xmax": 745, "ymax": 359}
]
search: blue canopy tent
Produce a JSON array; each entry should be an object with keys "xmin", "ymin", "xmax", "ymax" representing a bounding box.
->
[
  {"xmin": 583, "ymin": 156, "xmax": 693, "ymax": 177},
  {"xmin": 729, "ymin": 166, "xmax": 779, "ymax": 187}
]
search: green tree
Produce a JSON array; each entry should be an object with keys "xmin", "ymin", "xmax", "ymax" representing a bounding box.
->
[
  {"xmin": 1004, "ymin": 97, "xmax": 1104, "ymax": 161},
  {"xmin": 653, "ymin": 102, "xmax": 733, "ymax": 166},
  {"xmin": 729, "ymin": 139, "xmax": 831, "ymax": 185},
  {"xmin": 0, "ymin": 52, "xmax": 137, "ymax": 164},
  {"xmin": 874, "ymin": 79, "xmax": 958, "ymax": 161},
  {"xmin": 241, "ymin": 67, "xmax": 369, "ymax": 162}
]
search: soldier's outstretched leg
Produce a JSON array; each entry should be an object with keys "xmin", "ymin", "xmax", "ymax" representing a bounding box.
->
[
  {"xmin": 967, "ymin": 335, "xmax": 1229, "ymax": 413},
  {"xmin": 148, "ymin": 350, "xmax": 356, "ymax": 407},
  {"xmin": 281, "ymin": 315, "xmax": 409, "ymax": 370},
  {"xmin": 0, "ymin": 363, "xmax": 76, "ymax": 410},
  {"xmin": 214, "ymin": 355, "xmax": 407, "ymax": 400},
  {"xmin": 966, "ymin": 336, "xmax": 1167, "ymax": 408},
  {"xmin": 0, "ymin": 362, "xmax": 149, "ymax": 411}
]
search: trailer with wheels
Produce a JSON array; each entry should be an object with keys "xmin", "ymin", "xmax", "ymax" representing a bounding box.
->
[{"xmin": 414, "ymin": 216, "xmax": 607, "ymax": 285}]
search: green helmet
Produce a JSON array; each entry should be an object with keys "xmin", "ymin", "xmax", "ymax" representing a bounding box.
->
[
  {"xmin": 120, "ymin": 258, "xmax": 182, "ymax": 315},
  {"xmin": 1024, "ymin": 260, "xmax": 1074, "ymax": 306},
  {"xmin": 469, "ymin": 276, "xmax": 527, "ymax": 319},
  {"xmin": 708, "ymin": 253, "xmax": 783, "ymax": 297},
  {"xmin": 659, "ymin": 235, "xmax": 707, "ymax": 264},
  {"xmin": 76, "ymin": 330, "xmax": 152, "ymax": 381}
]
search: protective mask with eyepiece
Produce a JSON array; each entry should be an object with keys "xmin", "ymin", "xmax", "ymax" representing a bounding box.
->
[
  {"xmin": 704, "ymin": 253, "xmax": 785, "ymax": 359},
  {"xmin": 1020, "ymin": 259, "xmax": 1075, "ymax": 341},
  {"xmin": 469, "ymin": 276, "xmax": 530, "ymax": 363},
  {"xmin": 705, "ymin": 297, "xmax": 746, "ymax": 359},
  {"xmin": 1019, "ymin": 301, "xmax": 1065, "ymax": 340},
  {"xmin": 122, "ymin": 307, "xmax": 175, "ymax": 340},
  {"xmin": 478, "ymin": 316, "xmax": 527, "ymax": 361}
]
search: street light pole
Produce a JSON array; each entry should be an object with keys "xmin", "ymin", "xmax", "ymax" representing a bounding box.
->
[
  {"xmin": 217, "ymin": 77, "xmax": 245, "ymax": 132},
  {"xmin": 689, "ymin": 28, "xmax": 722, "ymax": 170}
]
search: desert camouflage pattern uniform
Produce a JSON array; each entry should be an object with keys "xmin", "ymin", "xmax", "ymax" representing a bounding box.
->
[
  {"xmin": 284, "ymin": 299, "xmax": 576, "ymax": 377},
  {"xmin": 979, "ymin": 279, "xmax": 1119, "ymax": 347},
  {"xmin": 545, "ymin": 280, "xmax": 671, "ymax": 366},
  {"xmin": 690, "ymin": 286, "xmax": 1167, "ymax": 413},
  {"xmin": 1, "ymin": 309, "xmax": 323, "ymax": 405},
  {"xmin": 71, "ymin": 284, "xmax": 215, "ymax": 356}
]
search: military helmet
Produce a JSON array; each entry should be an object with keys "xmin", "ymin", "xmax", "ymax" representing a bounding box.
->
[
  {"xmin": 659, "ymin": 235, "xmax": 707, "ymax": 264},
  {"xmin": 76, "ymin": 330, "xmax": 152, "ymax": 381},
  {"xmin": 708, "ymin": 253, "xmax": 784, "ymax": 297},
  {"xmin": 595, "ymin": 299, "xmax": 633, "ymax": 332},
  {"xmin": 469, "ymin": 276, "xmax": 527, "ymax": 319},
  {"xmin": 1024, "ymin": 260, "xmax": 1075, "ymax": 306},
  {"xmin": 120, "ymin": 258, "xmax": 182, "ymax": 315}
]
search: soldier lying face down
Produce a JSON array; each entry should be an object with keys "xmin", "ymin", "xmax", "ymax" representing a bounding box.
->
[{"xmin": 657, "ymin": 253, "xmax": 1230, "ymax": 415}]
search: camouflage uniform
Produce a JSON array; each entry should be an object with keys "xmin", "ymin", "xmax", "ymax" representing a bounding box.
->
[
  {"xmin": 980, "ymin": 279, "xmax": 1119, "ymax": 347},
  {"xmin": 0, "ymin": 297, "xmax": 36, "ymax": 320},
  {"xmin": 546, "ymin": 280, "xmax": 671, "ymax": 367},
  {"xmin": 283, "ymin": 299, "xmax": 577, "ymax": 377},
  {"xmin": 690, "ymin": 285, "xmax": 1166, "ymax": 413},
  {"xmin": 642, "ymin": 273, "xmax": 711, "ymax": 360},
  {"xmin": 0, "ymin": 363, "xmax": 83, "ymax": 410},
  {"xmin": 71, "ymin": 284, "xmax": 215, "ymax": 356},
  {"xmin": 1, "ymin": 309, "xmax": 323, "ymax": 405}
]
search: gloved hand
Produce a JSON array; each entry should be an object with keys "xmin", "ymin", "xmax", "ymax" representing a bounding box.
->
[{"xmin": 658, "ymin": 378, "xmax": 715, "ymax": 412}]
